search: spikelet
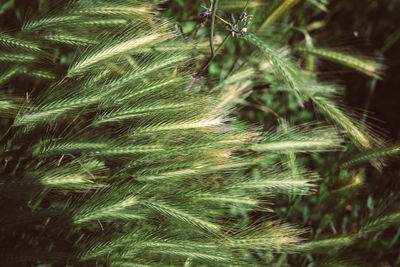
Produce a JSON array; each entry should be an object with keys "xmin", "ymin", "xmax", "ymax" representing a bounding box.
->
[
  {"xmin": 245, "ymin": 33, "xmax": 304, "ymax": 103},
  {"xmin": 0, "ymin": 67, "xmax": 19, "ymax": 85},
  {"xmin": 293, "ymin": 46, "xmax": 384, "ymax": 79},
  {"xmin": 68, "ymin": 21, "xmax": 174, "ymax": 76},
  {"xmin": 135, "ymin": 159, "xmax": 255, "ymax": 182},
  {"xmin": 132, "ymin": 116, "xmax": 224, "ymax": 135},
  {"xmin": 143, "ymin": 201, "xmax": 221, "ymax": 233},
  {"xmin": 71, "ymin": 5, "xmax": 154, "ymax": 17},
  {"xmin": 95, "ymin": 102, "xmax": 195, "ymax": 124},
  {"xmin": 43, "ymin": 34, "xmax": 99, "ymax": 46},
  {"xmin": 0, "ymin": 33, "xmax": 41, "ymax": 52},
  {"xmin": 341, "ymin": 145, "xmax": 400, "ymax": 168},
  {"xmin": 41, "ymin": 173, "xmax": 99, "ymax": 189},
  {"xmin": 194, "ymin": 193, "xmax": 259, "ymax": 207},
  {"xmin": 35, "ymin": 140, "xmax": 164, "ymax": 157},
  {"xmin": 310, "ymin": 95, "xmax": 374, "ymax": 150},
  {"xmin": 362, "ymin": 211, "xmax": 400, "ymax": 233},
  {"xmin": 222, "ymin": 224, "xmax": 301, "ymax": 251},
  {"xmin": 79, "ymin": 18, "xmax": 129, "ymax": 27},
  {"xmin": 230, "ymin": 168, "xmax": 317, "ymax": 194},
  {"xmin": 14, "ymin": 94, "xmax": 102, "ymax": 126},
  {"xmin": 74, "ymin": 195, "xmax": 140, "ymax": 224},
  {"xmin": 251, "ymin": 125, "xmax": 342, "ymax": 153},
  {"xmin": 0, "ymin": 53, "xmax": 36, "ymax": 63},
  {"xmin": 22, "ymin": 15, "xmax": 83, "ymax": 31},
  {"xmin": 24, "ymin": 69, "xmax": 57, "ymax": 80}
]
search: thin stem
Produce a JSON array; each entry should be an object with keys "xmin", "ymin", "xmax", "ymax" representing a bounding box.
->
[
  {"xmin": 215, "ymin": 15, "xmax": 232, "ymax": 27},
  {"xmin": 209, "ymin": 0, "xmax": 219, "ymax": 58},
  {"xmin": 198, "ymin": 33, "xmax": 230, "ymax": 76},
  {"xmin": 191, "ymin": 23, "xmax": 202, "ymax": 40}
]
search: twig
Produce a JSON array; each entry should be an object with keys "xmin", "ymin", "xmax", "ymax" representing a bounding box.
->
[
  {"xmin": 215, "ymin": 15, "xmax": 232, "ymax": 27},
  {"xmin": 191, "ymin": 23, "xmax": 202, "ymax": 40}
]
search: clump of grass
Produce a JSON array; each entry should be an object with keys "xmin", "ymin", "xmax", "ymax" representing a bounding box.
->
[{"xmin": 0, "ymin": 0, "xmax": 395, "ymax": 266}]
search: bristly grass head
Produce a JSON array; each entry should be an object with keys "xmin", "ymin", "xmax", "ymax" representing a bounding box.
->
[
  {"xmin": 68, "ymin": 20, "xmax": 175, "ymax": 76},
  {"xmin": 293, "ymin": 46, "xmax": 385, "ymax": 79},
  {"xmin": 0, "ymin": 32, "xmax": 41, "ymax": 52},
  {"xmin": 310, "ymin": 95, "xmax": 378, "ymax": 150},
  {"xmin": 251, "ymin": 124, "xmax": 343, "ymax": 153}
]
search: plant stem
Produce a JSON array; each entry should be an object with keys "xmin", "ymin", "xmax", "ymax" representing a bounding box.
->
[
  {"xmin": 198, "ymin": 33, "xmax": 230, "ymax": 76},
  {"xmin": 215, "ymin": 15, "xmax": 231, "ymax": 27},
  {"xmin": 209, "ymin": 0, "xmax": 219, "ymax": 58},
  {"xmin": 191, "ymin": 23, "xmax": 202, "ymax": 40}
]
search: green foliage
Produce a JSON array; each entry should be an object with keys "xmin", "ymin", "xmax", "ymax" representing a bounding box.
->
[{"xmin": 0, "ymin": 0, "xmax": 398, "ymax": 266}]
